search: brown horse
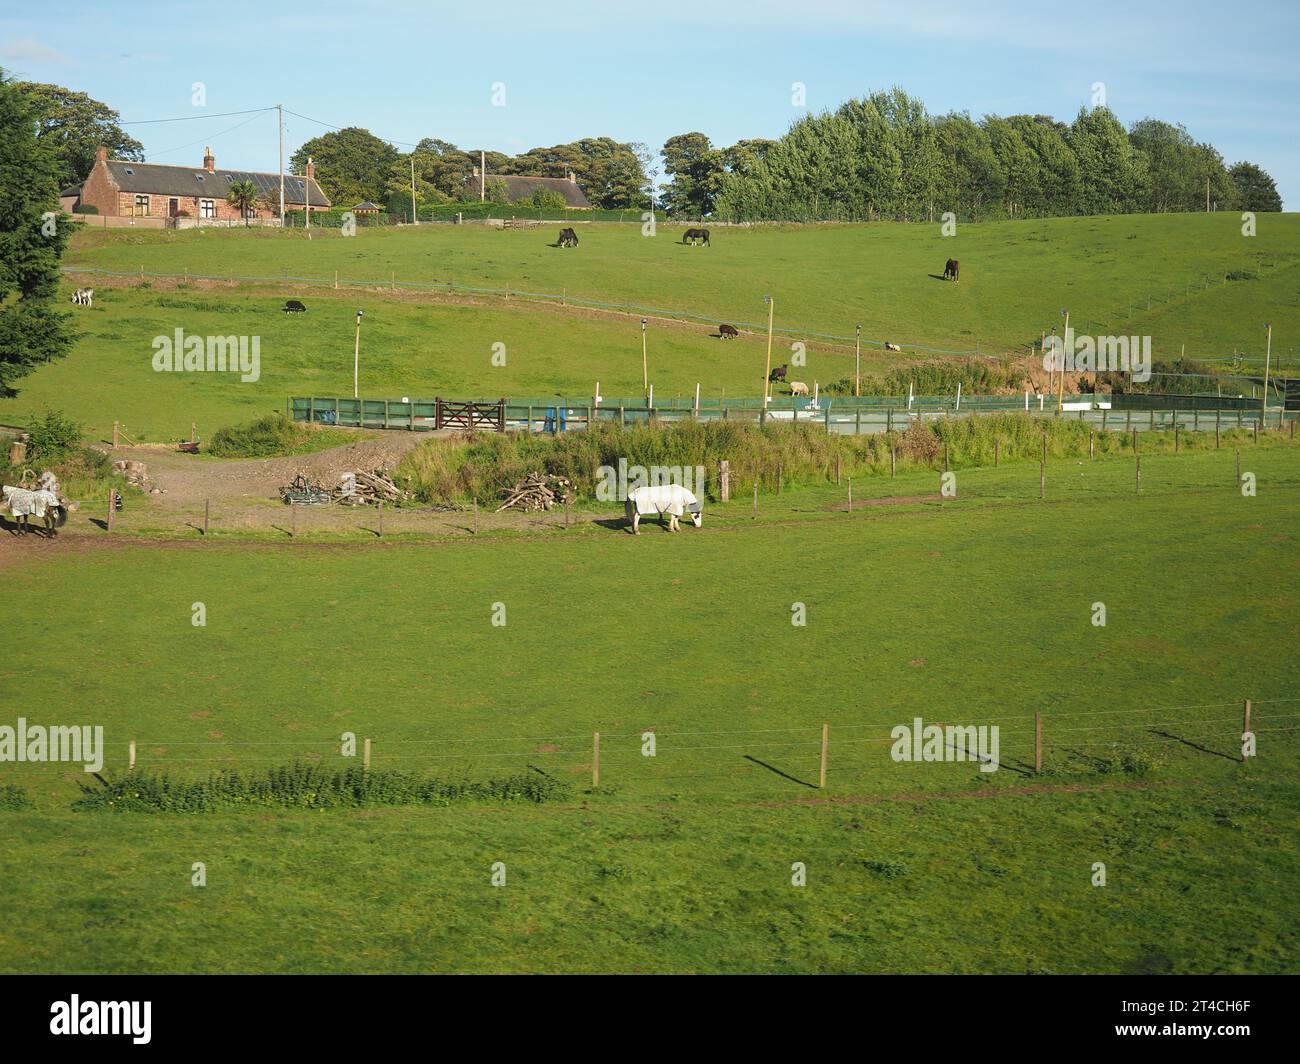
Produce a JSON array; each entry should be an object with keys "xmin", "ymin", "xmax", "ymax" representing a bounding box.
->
[
  {"xmin": 943, "ymin": 258, "xmax": 960, "ymax": 282},
  {"xmin": 719, "ymin": 324, "xmax": 739, "ymax": 339}
]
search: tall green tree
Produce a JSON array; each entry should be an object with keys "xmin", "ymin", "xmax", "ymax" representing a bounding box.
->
[
  {"xmin": 0, "ymin": 72, "xmax": 75, "ymax": 397},
  {"xmin": 290, "ymin": 127, "xmax": 399, "ymax": 207},
  {"xmin": 661, "ymin": 132, "xmax": 725, "ymax": 217},
  {"xmin": 1069, "ymin": 107, "xmax": 1148, "ymax": 214},
  {"xmin": 1229, "ymin": 161, "xmax": 1283, "ymax": 211},
  {"xmin": 14, "ymin": 81, "xmax": 143, "ymax": 189}
]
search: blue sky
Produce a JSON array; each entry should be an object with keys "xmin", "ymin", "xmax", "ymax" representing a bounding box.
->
[{"xmin": 3, "ymin": 0, "xmax": 1297, "ymax": 206}]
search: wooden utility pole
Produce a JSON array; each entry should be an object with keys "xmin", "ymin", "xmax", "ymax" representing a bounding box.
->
[
  {"xmin": 819, "ymin": 724, "xmax": 829, "ymax": 788},
  {"xmin": 762, "ymin": 296, "xmax": 775, "ymax": 406},
  {"xmin": 592, "ymin": 731, "xmax": 600, "ymax": 788},
  {"xmin": 1034, "ymin": 713, "xmax": 1042, "ymax": 774},
  {"xmin": 641, "ymin": 318, "xmax": 649, "ymax": 398},
  {"xmin": 1057, "ymin": 310, "xmax": 1069, "ymax": 413},
  {"xmin": 410, "ymin": 156, "xmax": 418, "ymax": 225},
  {"xmin": 1243, "ymin": 700, "xmax": 1252, "ymax": 760},
  {"xmin": 353, "ymin": 310, "xmax": 363, "ymax": 398},
  {"xmin": 854, "ymin": 323, "xmax": 862, "ymax": 398},
  {"xmin": 277, "ymin": 104, "xmax": 285, "ymax": 221},
  {"xmin": 480, "ymin": 150, "xmax": 486, "ymax": 201},
  {"xmin": 1262, "ymin": 323, "xmax": 1273, "ymax": 428}
]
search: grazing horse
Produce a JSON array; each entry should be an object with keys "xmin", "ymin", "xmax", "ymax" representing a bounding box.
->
[
  {"xmin": 1, "ymin": 486, "xmax": 67, "ymax": 536},
  {"xmin": 943, "ymin": 258, "xmax": 960, "ymax": 282},
  {"xmin": 719, "ymin": 324, "xmax": 739, "ymax": 339},
  {"xmin": 283, "ymin": 300, "xmax": 307, "ymax": 313},
  {"xmin": 71, "ymin": 288, "xmax": 94, "ymax": 307},
  {"xmin": 768, "ymin": 363, "xmax": 788, "ymax": 384},
  {"xmin": 557, "ymin": 227, "xmax": 579, "ymax": 247},
  {"xmin": 683, "ymin": 228, "xmax": 710, "ymax": 246},
  {"xmin": 625, "ymin": 484, "xmax": 703, "ymax": 534}
]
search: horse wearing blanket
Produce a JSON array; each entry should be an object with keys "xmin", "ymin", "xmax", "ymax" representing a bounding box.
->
[
  {"xmin": 2, "ymin": 486, "xmax": 67, "ymax": 535},
  {"xmin": 625, "ymin": 484, "xmax": 703, "ymax": 535}
]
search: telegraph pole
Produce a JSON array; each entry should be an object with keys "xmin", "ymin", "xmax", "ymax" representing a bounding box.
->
[
  {"xmin": 641, "ymin": 318, "xmax": 649, "ymax": 398},
  {"xmin": 854, "ymin": 323, "xmax": 862, "ymax": 398},
  {"xmin": 763, "ymin": 295, "xmax": 775, "ymax": 406},
  {"xmin": 277, "ymin": 104, "xmax": 285, "ymax": 222},
  {"xmin": 1262, "ymin": 323, "xmax": 1273, "ymax": 426},
  {"xmin": 353, "ymin": 310, "xmax": 364, "ymax": 398},
  {"xmin": 410, "ymin": 156, "xmax": 418, "ymax": 225}
]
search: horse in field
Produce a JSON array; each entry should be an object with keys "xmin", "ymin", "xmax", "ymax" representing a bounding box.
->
[
  {"xmin": 943, "ymin": 258, "xmax": 960, "ymax": 282},
  {"xmin": 625, "ymin": 484, "xmax": 703, "ymax": 534},
  {"xmin": 719, "ymin": 324, "xmax": 739, "ymax": 339},
  {"xmin": 1, "ymin": 486, "xmax": 68, "ymax": 536},
  {"xmin": 683, "ymin": 228, "xmax": 710, "ymax": 246},
  {"xmin": 557, "ymin": 227, "xmax": 579, "ymax": 247},
  {"xmin": 71, "ymin": 288, "xmax": 93, "ymax": 306},
  {"xmin": 768, "ymin": 363, "xmax": 788, "ymax": 384}
]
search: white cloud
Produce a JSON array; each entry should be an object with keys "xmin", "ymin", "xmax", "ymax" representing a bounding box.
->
[{"xmin": 0, "ymin": 38, "xmax": 71, "ymax": 64}]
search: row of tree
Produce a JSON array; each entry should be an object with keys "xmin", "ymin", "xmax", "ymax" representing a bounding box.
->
[
  {"xmin": 287, "ymin": 129, "xmax": 652, "ymax": 213},
  {"xmin": 661, "ymin": 89, "xmax": 1282, "ymax": 220}
]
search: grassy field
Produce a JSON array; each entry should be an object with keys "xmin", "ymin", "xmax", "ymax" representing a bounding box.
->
[
  {"xmin": 2, "ymin": 446, "xmax": 1297, "ymax": 973},
  {"xmin": 0, "ymin": 286, "xmax": 905, "ymax": 442},
  {"xmin": 65, "ymin": 213, "xmax": 1300, "ymax": 355}
]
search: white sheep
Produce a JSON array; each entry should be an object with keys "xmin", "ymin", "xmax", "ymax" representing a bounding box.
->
[{"xmin": 789, "ymin": 381, "xmax": 809, "ymax": 397}]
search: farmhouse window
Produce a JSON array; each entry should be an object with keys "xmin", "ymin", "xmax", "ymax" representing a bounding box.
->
[
  {"xmin": 200, "ymin": 199, "xmax": 216, "ymax": 219},
  {"xmin": 134, "ymin": 194, "xmax": 150, "ymax": 215}
]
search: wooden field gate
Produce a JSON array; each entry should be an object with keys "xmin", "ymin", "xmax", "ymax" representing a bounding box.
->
[{"xmin": 435, "ymin": 398, "xmax": 506, "ymax": 432}]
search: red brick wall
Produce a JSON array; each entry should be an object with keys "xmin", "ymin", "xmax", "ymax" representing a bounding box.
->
[{"xmin": 79, "ymin": 160, "xmax": 119, "ymax": 216}]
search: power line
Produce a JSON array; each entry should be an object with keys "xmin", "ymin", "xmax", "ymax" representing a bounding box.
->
[
  {"xmin": 283, "ymin": 108, "xmax": 422, "ymax": 150},
  {"xmin": 146, "ymin": 109, "xmax": 272, "ymax": 161},
  {"xmin": 122, "ymin": 106, "xmax": 274, "ymax": 125}
]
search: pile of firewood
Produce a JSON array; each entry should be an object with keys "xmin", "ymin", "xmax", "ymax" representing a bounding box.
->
[
  {"xmin": 496, "ymin": 471, "xmax": 572, "ymax": 512},
  {"xmin": 332, "ymin": 468, "xmax": 410, "ymax": 506}
]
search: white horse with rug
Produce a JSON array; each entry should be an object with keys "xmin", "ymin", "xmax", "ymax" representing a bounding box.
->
[
  {"xmin": 625, "ymin": 484, "xmax": 703, "ymax": 534},
  {"xmin": 2, "ymin": 471, "xmax": 72, "ymax": 535}
]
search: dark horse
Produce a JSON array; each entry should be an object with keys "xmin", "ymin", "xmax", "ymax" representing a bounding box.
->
[
  {"xmin": 557, "ymin": 227, "xmax": 579, "ymax": 248},
  {"xmin": 943, "ymin": 258, "xmax": 960, "ymax": 282},
  {"xmin": 719, "ymin": 324, "xmax": 739, "ymax": 339},
  {"xmin": 768, "ymin": 363, "xmax": 788, "ymax": 383},
  {"xmin": 683, "ymin": 228, "xmax": 711, "ymax": 246}
]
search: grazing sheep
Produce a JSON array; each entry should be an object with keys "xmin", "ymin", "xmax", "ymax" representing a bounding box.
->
[
  {"xmin": 789, "ymin": 381, "xmax": 809, "ymax": 397},
  {"xmin": 884, "ymin": 342, "xmax": 902, "ymax": 352},
  {"xmin": 283, "ymin": 300, "xmax": 307, "ymax": 313},
  {"xmin": 625, "ymin": 484, "xmax": 703, "ymax": 535},
  {"xmin": 71, "ymin": 288, "xmax": 93, "ymax": 307}
]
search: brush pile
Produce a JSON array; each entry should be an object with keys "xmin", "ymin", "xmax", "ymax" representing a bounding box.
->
[
  {"xmin": 332, "ymin": 469, "xmax": 410, "ymax": 506},
  {"xmin": 496, "ymin": 471, "xmax": 572, "ymax": 512}
]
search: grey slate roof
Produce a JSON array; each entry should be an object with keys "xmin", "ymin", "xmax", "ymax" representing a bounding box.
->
[
  {"xmin": 475, "ymin": 173, "xmax": 591, "ymax": 208},
  {"xmin": 103, "ymin": 160, "xmax": 331, "ymax": 208}
]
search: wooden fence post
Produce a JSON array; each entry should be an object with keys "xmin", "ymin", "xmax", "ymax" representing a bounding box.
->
[
  {"xmin": 719, "ymin": 460, "xmax": 731, "ymax": 502},
  {"xmin": 890, "ymin": 447, "xmax": 897, "ymax": 478},
  {"xmin": 592, "ymin": 731, "xmax": 600, "ymax": 788},
  {"xmin": 112, "ymin": 421, "xmax": 120, "ymax": 449},
  {"xmin": 1243, "ymin": 700, "xmax": 1252, "ymax": 760},
  {"xmin": 1136, "ymin": 455, "xmax": 1142, "ymax": 493},
  {"xmin": 1035, "ymin": 713, "xmax": 1042, "ymax": 774},
  {"xmin": 752, "ymin": 481, "xmax": 758, "ymax": 518},
  {"xmin": 1215, "ymin": 409, "xmax": 1221, "ymax": 448},
  {"xmin": 847, "ymin": 478, "xmax": 852, "ymax": 513},
  {"xmin": 129, "ymin": 739, "xmax": 136, "ymax": 771},
  {"xmin": 106, "ymin": 491, "xmax": 115, "ymax": 532},
  {"xmin": 819, "ymin": 724, "xmax": 829, "ymax": 788},
  {"xmin": 363, "ymin": 737, "xmax": 371, "ymax": 773},
  {"xmin": 378, "ymin": 501, "xmax": 384, "ymax": 537},
  {"xmin": 1089, "ymin": 430, "xmax": 1094, "ymax": 459},
  {"xmin": 203, "ymin": 498, "xmax": 210, "ymax": 536},
  {"xmin": 1235, "ymin": 448, "xmax": 1241, "ymax": 487}
]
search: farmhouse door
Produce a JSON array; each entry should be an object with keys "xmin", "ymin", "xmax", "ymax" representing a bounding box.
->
[{"xmin": 168, "ymin": 198, "xmax": 179, "ymax": 217}]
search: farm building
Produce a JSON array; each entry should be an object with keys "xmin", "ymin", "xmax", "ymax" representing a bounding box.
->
[
  {"xmin": 468, "ymin": 167, "xmax": 591, "ymax": 208},
  {"xmin": 77, "ymin": 146, "xmax": 331, "ymax": 223}
]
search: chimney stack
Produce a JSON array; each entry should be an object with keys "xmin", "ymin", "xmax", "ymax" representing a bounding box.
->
[
  {"xmin": 95, "ymin": 145, "xmax": 108, "ymax": 164},
  {"xmin": 306, "ymin": 156, "xmax": 315, "ymax": 181},
  {"xmin": 203, "ymin": 146, "xmax": 215, "ymax": 172}
]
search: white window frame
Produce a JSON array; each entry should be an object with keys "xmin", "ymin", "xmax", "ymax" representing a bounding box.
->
[{"xmin": 200, "ymin": 199, "xmax": 216, "ymax": 219}]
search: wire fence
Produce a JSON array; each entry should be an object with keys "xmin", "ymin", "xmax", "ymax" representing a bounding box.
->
[{"xmin": 116, "ymin": 696, "xmax": 1296, "ymax": 797}]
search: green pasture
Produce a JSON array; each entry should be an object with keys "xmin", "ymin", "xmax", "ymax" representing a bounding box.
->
[
  {"xmin": 0, "ymin": 286, "xmax": 897, "ymax": 441},
  {"xmin": 65, "ymin": 213, "xmax": 1300, "ymax": 356},
  {"xmin": 2, "ymin": 447, "xmax": 1297, "ymax": 972}
]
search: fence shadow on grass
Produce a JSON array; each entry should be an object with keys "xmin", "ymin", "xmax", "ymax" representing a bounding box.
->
[
  {"xmin": 1146, "ymin": 728, "xmax": 1241, "ymax": 763},
  {"xmin": 744, "ymin": 754, "xmax": 818, "ymax": 789}
]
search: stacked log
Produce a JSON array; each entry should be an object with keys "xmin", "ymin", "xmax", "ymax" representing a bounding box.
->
[
  {"xmin": 496, "ymin": 471, "xmax": 572, "ymax": 512},
  {"xmin": 332, "ymin": 469, "xmax": 410, "ymax": 506}
]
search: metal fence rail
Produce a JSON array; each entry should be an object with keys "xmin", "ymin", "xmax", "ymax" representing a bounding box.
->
[{"xmin": 289, "ymin": 393, "xmax": 1296, "ymax": 436}]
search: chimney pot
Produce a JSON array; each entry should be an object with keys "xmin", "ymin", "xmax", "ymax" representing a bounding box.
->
[
  {"xmin": 95, "ymin": 145, "xmax": 108, "ymax": 163},
  {"xmin": 203, "ymin": 146, "xmax": 215, "ymax": 172}
]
